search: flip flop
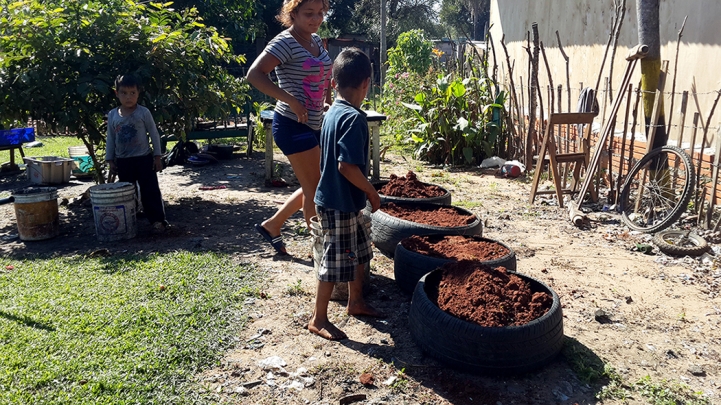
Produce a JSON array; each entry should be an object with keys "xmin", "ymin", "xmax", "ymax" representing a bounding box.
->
[{"xmin": 255, "ymin": 224, "xmax": 287, "ymax": 255}]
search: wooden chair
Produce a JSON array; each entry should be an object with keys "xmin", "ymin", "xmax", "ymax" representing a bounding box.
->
[{"xmin": 529, "ymin": 112, "xmax": 598, "ymax": 208}]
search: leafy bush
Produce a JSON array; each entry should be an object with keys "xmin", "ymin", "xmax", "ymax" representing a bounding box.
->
[
  {"xmin": 386, "ymin": 29, "xmax": 434, "ymax": 77},
  {"xmin": 0, "ymin": 0, "xmax": 248, "ymax": 182},
  {"xmin": 378, "ymin": 30, "xmax": 434, "ymax": 146},
  {"xmin": 403, "ymin": 71, "xmax": 506, "ymax": 165}
]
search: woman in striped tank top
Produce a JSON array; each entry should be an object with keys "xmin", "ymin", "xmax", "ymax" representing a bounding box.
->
[{"xmin": 247, "ymin": 0, "xmax": 333, "ymax": 255}]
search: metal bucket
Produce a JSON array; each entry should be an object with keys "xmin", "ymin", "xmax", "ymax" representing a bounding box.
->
[
  {"xmin": 11, "ymin": 187, "xmax": 59, "ymax": 241},
  {"xmin": 90, "ymin": 182, "xmax": 137, "ymax": 242},
  {"xmin": 310, "ymin": 215, "xmax": 371, "ymax": 301}
]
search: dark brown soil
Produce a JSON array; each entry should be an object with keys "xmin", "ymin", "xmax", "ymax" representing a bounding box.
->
[
  {"xmin": 432, "ymin": 261, "xmax": 553, "ymax": 327},
  {"xmin": 401, "ymin": 235, "xmax": 509, "ymax": 261},
  {"xmin": 382, "ymin": 202, "xmax": 476, "ymax": 227},
  {"xmin": 379, "ymin": 171, "xmax": 446, "ymax": 198}
]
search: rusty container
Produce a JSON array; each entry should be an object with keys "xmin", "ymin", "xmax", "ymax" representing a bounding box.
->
[{"xmin": 12, "ymin": 187, "xmax": 59, "ymax": 241}]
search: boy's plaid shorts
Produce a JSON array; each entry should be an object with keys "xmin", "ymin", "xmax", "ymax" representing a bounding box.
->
[{"xmin": 315, "ymin": 206, "xmax": 373, "ymax": 283}]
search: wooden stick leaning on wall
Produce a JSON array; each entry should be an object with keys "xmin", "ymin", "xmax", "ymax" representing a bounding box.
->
[
  {"xmin": 628, "ymin": 85, "xmax": 642, "ymax": 172},
  {"xmin": 670, "ymin": 91, "xmax": 689, "ymax": 196},
  {"xmin": 525, "ymin": 29, "xmax": 537, "ymax": 168},
  {"xmin": 705, "ymin": 125, "xmax": 721, "ymax": 228},
  {"xmin": 688, "ymin": 113, "xmax": 701, "ymax": 214},
  {"xmin": 500, "ymin": 35, "xmax": 524, "ymax": 159},
  {"xmin": 694, "ymin": 88, "xmax": 721, "ymax": 207},
  {"xmin": 606, "ymin": 0, "xmax": 627, "ymax": 102},
  {"xmin": 571, "ymin": 44, "xmax": 648, "ymax": 221},
  {"xmin": 667, "ymin": 15, "xmax": 688, "ymax": 135},
  {"xmin": 614, "ymin": 83, "xmax": 634, "ymax": 205},
  {"xmin": 555, "ymin": 30, "xmax": 571, "ymax": 133}
]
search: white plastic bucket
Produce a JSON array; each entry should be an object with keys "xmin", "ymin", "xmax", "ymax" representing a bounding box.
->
[
  {"xmin": 90, "ymin": 182, "xmax": 137, "ymax": 242},
  {"xmin": 68, "ymin": 146, "xmax": 92, "ymax": 176},
  {"xmin": 310, "ymin": 215, "xmax": 371, "ymax": 301},
  {"xmin": 11, "ymin": 187, "xmax": 59, "ymax": 241}
]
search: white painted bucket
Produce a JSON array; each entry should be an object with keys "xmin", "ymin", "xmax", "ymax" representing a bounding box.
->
[
  {"xmin": 310, "ymin": 215, "xmax": 371, "ymax": 301},
  {"xmin": 89, "ymin": 182, "xmax": 137, "ymax": 242}
]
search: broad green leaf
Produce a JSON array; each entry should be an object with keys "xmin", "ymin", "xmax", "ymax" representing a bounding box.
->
[{"xmin": 462, "ymin": 147, "xmax": 474, "ymax": 164}]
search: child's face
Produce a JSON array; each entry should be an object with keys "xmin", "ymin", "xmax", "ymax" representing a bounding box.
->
[
  {"xmin": 116, "ymin": 85, "xmax": 139, "ymax": 109},
  {"xmin": 292, "ymin": 0, "xmax": 325, "ymax": 34}
]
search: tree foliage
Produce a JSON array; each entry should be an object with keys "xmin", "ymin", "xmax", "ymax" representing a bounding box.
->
[
  {"xmin": 326, "ymin": 0, "xmax": 441, "ymax": 45},
  {"xmin": 0, "ymin": 0, "xmax": 248, "ymax": 182},
  {"xmin": 439, "ymin": 0, "xmax": 489, "ymax": 40}
]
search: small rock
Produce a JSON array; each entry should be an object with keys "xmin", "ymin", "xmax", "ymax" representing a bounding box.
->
[
  {"xmin": 359, "ymin": 372, "xmax": 375, "ymax": 386},
  {"xmin": 625, "ymin": 296, "xmax": 633, "ymax": 304},
  {"xmin": 383, "ymin": 376, "xmax": 397, "ymax": 386},
  {"xmin": 594, "ymin": 309, "xmax": 612, "ymax": 324},
  {"xmin": 688, "ymin": 365, "xmax": 706, "ymax": 376},
  {"xmin": 325, "ymin": 351, "xmax": 331, "ymax": 357},
  {"xmin": 234, "ymin": 386, "xmax": 248, "ymax": 395},
  {"xmin": 258, "ymin": 356, "xmax": 286, "ymax": 371}
]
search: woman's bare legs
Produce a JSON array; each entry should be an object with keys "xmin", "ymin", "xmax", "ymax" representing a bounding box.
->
[{"xmin": 259, "ymin": 146, "xmax": 321, "ymax": 245}]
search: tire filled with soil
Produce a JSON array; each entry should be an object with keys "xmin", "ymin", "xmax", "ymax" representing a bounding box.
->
[
  {"xmin": 394, "ymin": 235, "xmax": 516, "ymax": 294},
  {"xmin": 375, "ymin": 171, "xmax": 451, "ymax": 205},
  {"xmin": 371, "ymin": 202, "xmax": 482, "ymax": 257},
  {"xmin": 409, "ymin": 261, "xmax": 564, "ymax": 374}
]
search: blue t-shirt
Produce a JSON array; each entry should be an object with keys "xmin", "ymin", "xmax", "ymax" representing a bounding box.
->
[{"xmin": 314, "ymin": 100, "xmax": 369, "ymax": 212}]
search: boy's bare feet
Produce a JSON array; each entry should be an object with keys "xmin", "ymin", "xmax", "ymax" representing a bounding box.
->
[
  {"xmin": 308, "ymin": 318, "xmax": 347, "ymax": 341},
  {"xmin": 347, "ymin": 302, "xmax": 385, "ymax": 318}
]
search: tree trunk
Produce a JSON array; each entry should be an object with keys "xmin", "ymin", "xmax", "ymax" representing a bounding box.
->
[{"xmin": 637, "ymin": 0, "xmax": 667, "ymax": 149}]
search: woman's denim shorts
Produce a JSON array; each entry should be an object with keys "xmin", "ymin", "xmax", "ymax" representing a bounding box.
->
[{"xmin": 272, "ymin": 112, "xmax": 321, "ymax": 156}]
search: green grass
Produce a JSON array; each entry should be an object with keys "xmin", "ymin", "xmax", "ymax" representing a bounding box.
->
[
  {"xmin": 454, "ymin": 200, "xmax": 484, "ymax": 209},
  {"xmin": 21, "ymin": 136, "xmax": 83, "ymax": 160},
  {"xmin": 0, "ymin": 251, "xmax": 261, "ymax": 404}
]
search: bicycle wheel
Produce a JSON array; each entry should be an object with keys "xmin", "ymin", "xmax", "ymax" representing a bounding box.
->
[{"xmin": 619, "ymin": 145, "xmax": 694, "ymax": 233}]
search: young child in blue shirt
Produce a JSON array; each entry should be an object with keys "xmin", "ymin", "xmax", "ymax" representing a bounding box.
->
[
  {"xmin": 310, "ymin": 48, "xmax": 384, "ymax": 340},
  {"xmin": 106, "ymin": 74, "xmax": 168, "ymax": 234}
]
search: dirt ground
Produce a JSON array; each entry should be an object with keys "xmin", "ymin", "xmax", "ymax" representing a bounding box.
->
[{"xmin": 0, "ymin": 147, "xmax": 719, "ymax": 405}]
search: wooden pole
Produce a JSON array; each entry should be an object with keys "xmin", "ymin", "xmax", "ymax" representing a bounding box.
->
[
  {"xmin": 705, "ymin": 124, "xmax": 721, "ymax": 228},
  {"xmin": 607, "ymin": 0, "xmax": 627, "ymax": 101},
  {"xmin": 615, "ymin": 83, "xmax": 634, "ymax": 205},
  {"xmin": 667, "ymin": 15, "xmax": 688, "ymax": 135}
]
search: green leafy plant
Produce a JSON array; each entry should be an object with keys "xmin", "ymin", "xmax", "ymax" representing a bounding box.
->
[
  {"xmin": 251, "ymin": 101, "xmax": 274, "ymax": 149},
  {"xmin": 285, "ymin": 279, "xmax": 306, "ymax": 297},
  {"xmin": 0, "ymin": 0, "xmax": 249, "ymax": 183},
  {"xmin": 635, "ymin": 375, "xmax": 709, "ymax": 405},
  {"xmin": 403, "ymin": 72, "xmax": 506, "ymax": 165}
]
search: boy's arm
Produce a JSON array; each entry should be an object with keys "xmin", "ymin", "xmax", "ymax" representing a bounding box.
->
[
  {"xmin": 143, "ymin": 108, "xmax": 163, "ymax": 172},
  {"xmin": 105, "ymin": 112, "xmax": 117, "ymax": 172},
  {"xmin": 338, "ymin": 162, "xmax": 380, "ymax": 212}
]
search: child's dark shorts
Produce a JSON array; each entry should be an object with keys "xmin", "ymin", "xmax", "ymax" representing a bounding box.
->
[
  {"xmin": 315, "ymin": 206, "xmax": 373, "ymax": 283},
  {"xmin": 272, "ymin": 112, "xmax": 320, "ymax": 156}
]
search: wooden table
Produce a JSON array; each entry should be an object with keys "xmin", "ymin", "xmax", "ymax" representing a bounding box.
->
[{"xmin": 261, "ymin": 110, "xmax": 387, "ymax": 182}]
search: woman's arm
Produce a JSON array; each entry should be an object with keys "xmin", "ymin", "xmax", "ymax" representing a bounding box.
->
[{"xmin": 246, "ymin": 51, "xmax": 309, "ymax": 123}]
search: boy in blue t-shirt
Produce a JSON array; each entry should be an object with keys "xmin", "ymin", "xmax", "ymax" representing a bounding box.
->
[{"xmin": 310, "ymin": 48, "xmax": 384, "ymax": 340}]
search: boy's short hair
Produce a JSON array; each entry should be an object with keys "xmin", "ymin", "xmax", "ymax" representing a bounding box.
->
[
  {"xmin": 332, "ymin": 48, "xmax": 371, "ymax": 90},
  {"xmin": 115, "ymin": 74, "xmax": 142, "ymax": 91}
]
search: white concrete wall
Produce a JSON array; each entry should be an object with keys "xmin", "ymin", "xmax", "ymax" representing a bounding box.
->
[{"xmin": 489, "ymin": 0, "xmax": 721, "ymax": 147}]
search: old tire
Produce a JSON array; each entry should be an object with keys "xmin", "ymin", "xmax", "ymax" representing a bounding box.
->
[
  {"xmin": 653, "ymin": 230, "xmax": 709, "ymax": 257},
  {"xmin": 373, "ymin": 180, "xmax": 452, "ymax": 206},
  {"xmin": 371, "ymin": 202, "xmax": 482, "ymax": 258},
  {"xmin": 409, "ymin": 269, "xmax": 564, "ymax": 374},
  {"xmin": 394, "ymin": 236, "xmax": 517, "ymax": 295}
]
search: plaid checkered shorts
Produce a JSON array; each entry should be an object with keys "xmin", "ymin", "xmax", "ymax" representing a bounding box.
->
[{"xmin": 315, "ymin": 206, "xmax": 373, "ymax": 283}]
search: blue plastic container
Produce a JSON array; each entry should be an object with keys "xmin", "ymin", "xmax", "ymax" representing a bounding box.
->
[{"xmin": 0, "ymin": 128, "xmax": 35, "ymax": 146}]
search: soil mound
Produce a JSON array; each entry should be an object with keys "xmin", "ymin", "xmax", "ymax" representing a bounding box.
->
[
  {"xmin": 382, "ymin": 203, "xmax": 475, "ymax": 227},
  {"xmin": 432, "ymin": 261, "xmax": 552, "ymax": 327},
  {"xmin": 379, "ymin": 171, "xmax": 446, "ymax": 198},
  {"xmin": 401, "ymin": 235, "xmax": 509, "ymax": 261}
]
